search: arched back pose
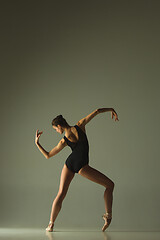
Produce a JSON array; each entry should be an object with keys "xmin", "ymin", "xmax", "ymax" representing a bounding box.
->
[{"xmin": 35, "ymin": 108, "xmax": 119, "ymax": 232}]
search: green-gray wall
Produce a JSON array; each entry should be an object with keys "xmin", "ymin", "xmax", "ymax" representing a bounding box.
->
[{"xmin": 1, "ymin": 0, "xmax": 160, "ymax": 231}]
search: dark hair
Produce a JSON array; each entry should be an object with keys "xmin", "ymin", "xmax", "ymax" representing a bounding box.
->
[{"xmin": 51, "ymin": 115, "xmax": 68, "ymax": 127}]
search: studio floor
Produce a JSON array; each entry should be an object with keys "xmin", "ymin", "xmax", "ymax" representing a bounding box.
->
[{"xmin": 0, "ymin": 229, "xmax": 160, "ymax": 240}]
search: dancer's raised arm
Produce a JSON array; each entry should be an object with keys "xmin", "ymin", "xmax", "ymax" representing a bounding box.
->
[
  {"xmin": 35, "ymin": 129, "xmax": 66, "ymax": 159},
  {"xmin": 77, "ymin": 108, "xmax": 119, "ymax": 127}
]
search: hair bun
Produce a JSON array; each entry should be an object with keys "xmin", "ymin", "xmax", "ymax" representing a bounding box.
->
[
  {"xmin": 52, "ymin": 114, "xmax": 67, "ymax": 127},
  {"xmin": 58, "ymin": 114, "xmax": 63, "ymax": 119}
]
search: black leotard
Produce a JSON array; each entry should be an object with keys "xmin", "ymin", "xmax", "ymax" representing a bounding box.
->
[{"xmin": 63, "ymin": 125, "xmax": 89, "ymax": 173}]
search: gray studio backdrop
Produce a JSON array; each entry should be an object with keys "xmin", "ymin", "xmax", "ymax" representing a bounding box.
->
[{"xmin": 1, "ymin": 0, "xmax": 160, "ymax": 231}]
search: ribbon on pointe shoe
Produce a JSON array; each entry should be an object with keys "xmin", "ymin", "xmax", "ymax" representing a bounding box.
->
[
  {"xmin": 102, "ymin": 212, "xmax": 112, "ymax": 219},
  {"xmin": 48, "ymin": 220, "xmax": 54, "ymax": 224},
  {"xmin": 46, "ymin": 220, "xmax": 54, "ymax": 231}
]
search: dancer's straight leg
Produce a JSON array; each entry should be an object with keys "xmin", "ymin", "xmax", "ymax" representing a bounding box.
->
[{"xmin": 46, "ymin": 164, "xmax": 75, "ymax": 231}]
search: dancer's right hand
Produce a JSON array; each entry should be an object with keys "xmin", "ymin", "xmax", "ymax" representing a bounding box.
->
[
  {"xmin": 111, "ymin": 109, "xmax": 119, "ymax": 121},
  {"xmin": 35, "ymin": 129, "xmax": 43, "ymax": 144}
]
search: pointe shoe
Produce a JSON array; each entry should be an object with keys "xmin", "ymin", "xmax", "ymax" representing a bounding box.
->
[
  {"xmin": 102, "ymin": 212, "xmax": 112, "ymax": 232},
  {"xmin": 46, "ymin": 220, "xmax": 54, "ymax": 232}
]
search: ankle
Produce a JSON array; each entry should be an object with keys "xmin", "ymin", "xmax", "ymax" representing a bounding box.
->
[
  {"xmin": 104, "ymin": 212, "xmax": 112, "ymax": 219},
  {"xmin": 49, "ymin": 220, "xmax": 54, "ymax": 225}
]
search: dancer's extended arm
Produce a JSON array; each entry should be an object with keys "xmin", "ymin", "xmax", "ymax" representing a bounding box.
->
[{"xmin": 77, "ymin": 108, "xmax": 119, "ymax": 126}]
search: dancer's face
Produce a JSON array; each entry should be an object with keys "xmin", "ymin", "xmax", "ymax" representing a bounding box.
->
[{"xmin": 52, "ymin": 125, "xmax": 64, "ymax": 134}]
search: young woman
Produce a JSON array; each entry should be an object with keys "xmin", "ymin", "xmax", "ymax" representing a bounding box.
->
[{"xmin": 35, "ymin": 108, "xmax": 119, "ymax": 232}]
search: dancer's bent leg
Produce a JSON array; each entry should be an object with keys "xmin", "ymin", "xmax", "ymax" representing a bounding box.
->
[{"xmin": 78, "ymin": 164, "xmax": 114, "ymax": 231}]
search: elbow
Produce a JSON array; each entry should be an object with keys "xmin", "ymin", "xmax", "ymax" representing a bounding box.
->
[
  {"xmin": 96, "ymin": 108, "xmax": 100, "ymax": 114},
  {"xmin": 46, "ymin": 153, "xmax": 50, "ymax": 159}
]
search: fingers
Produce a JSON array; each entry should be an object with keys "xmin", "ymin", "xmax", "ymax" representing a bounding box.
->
[
  {"xmin": 114, "ymin": 114, "xmax": 118, "ymax": 121},
  {"xmin": 36, "ymin": 129, "xmax": 43, "ymax": 137},
  {"xmin": 115, "ymin": 115, "xmax": 119, "ymax": 121},
  {"xmin": 36, "ymin": 129, "xmax": 39, "ymax": 137},
  {"xmin": 111, "ymin": 111, "xmax": 113, "ymax": 119},
  {"xmin": 111, "ymin": 110, "xmax": 119, "ymax": 121},
  {"xmin": 112, "ymin": 111, "xmax": 115, "ymax": 120}
]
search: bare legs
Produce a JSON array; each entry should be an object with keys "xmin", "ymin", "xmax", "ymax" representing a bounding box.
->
[
  {"xmin": 46, "ymin": 164, "xmax": 75, "ymax": 231},
  {"xmin": 46, "ymin": 163, "xmax": 114, "ymax": 232},
  {"xmin": 78, "ymin": 165, "xmax": 114, "ymax": 231}
]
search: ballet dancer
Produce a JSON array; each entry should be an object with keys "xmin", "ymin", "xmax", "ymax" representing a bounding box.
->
[{"xmin": 35, "ymin": 108, "xmax": 119, "ymax": 232}]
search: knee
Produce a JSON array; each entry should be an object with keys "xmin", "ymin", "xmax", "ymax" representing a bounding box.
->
[
  {"xmin": 111, "ymin": 181, "xmax": 115, "ymax": 191},
  {"xmin": 106, "ymin": 180, "xmax": 115, "ymax": 192},
  {"xmin": 57, "ymin": 190, "xmax": 67, "ymax": 202}
]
